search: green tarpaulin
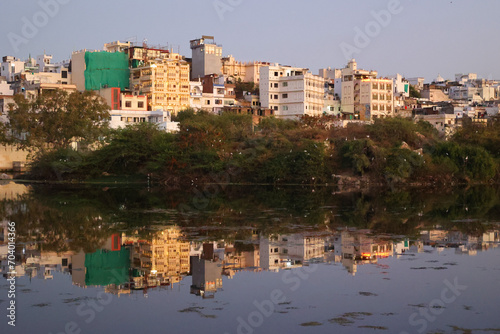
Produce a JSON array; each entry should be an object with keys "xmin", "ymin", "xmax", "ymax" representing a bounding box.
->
[
  {"xmin": 84, "ymin": 51, "xmax": 130, "ymax": 91},
  {"xmin": 84, "ymin": 248, "xmax": 130, "ymax": 286}
]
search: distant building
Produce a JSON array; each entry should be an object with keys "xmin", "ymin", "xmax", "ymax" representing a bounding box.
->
[
  {"xmin": 221, "ymin": 55, "xmax": 269, "ymax": 84},
  {"xmin": 260, "ymin": 64, "xmax": 325, "ymax": 118},
  {"xmin": 198, "ymin": 74, "xmax": 236, "ymax": 114},
  {"xmin": 407, "ymin": 77, "xmax": 425, "ymax": 90},
  {"xmin": 190, "ymin": 36, "xmax": 222, "ymax": 79},
  {"xmin": 420, "ymin": 85, "xmax": 449, "ymax": 102},
  {"xmin": 129, "ymin": 55, "xmax": 190, "ymax": 114},
  {"xmin": 99, "ymin": 87, "xmax": 179, "ymax": 132},
  {"xmin": 341, "ymin": 59, "xmax": 394, "ymax": 120},
  {"xmin": 71, "ymin": 49, "xmax": 130, "ymax": 92}
]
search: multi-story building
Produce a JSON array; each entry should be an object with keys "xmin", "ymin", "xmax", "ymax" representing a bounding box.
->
[
  {"xmin": 341, "ymin": 59, "xmax": 394, "ymax": 120},
  {"xmin": 130, "ymin": 56, "xmax": 190, "ymax": 114},
  {"xmin": 190, "ymin": 36, "xmax": 222, "ymax": 79},
  {"xmin": 260, "ymin": 65, "xmax": 325, "ymax": 118},
  {"xmin": 198, "ymin": 74, "xmax": 236, "ymax": 114},
  {"xmin": 189, "ymin": 80, "xmax": 203, "ymax": 110},
  {"xmin": 260, "ymin": 233, "xmax": 324, "ymax": 272},
  {"xmin": 0, "ymin": 56, "xmax": 25, "ymax": 82},
  {"xmin": 0, "ymin": 78, "xmax": 13, "ymax": 96},
  {"xmin": 221, "ymin": 55, "xmax": 269, "ymax": 84},
  {"xmin": 130, "ymin": 227, "xmax": 190, "ymax": 287},
  {"xmin": 71, "ymin": 49, "xmax": 130, "ymax": 92},
  {"xmin": 2, "ymin": 54, "xmax": 75, "ymax": 99},
  {"xmin": 98, "ymin": 87, "xmax": 179, "ymax": 132},
  {"xmin": 407, "ymin": 77, "xmax": 425, "ymax": 91}
]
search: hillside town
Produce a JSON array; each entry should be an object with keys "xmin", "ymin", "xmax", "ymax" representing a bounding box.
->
[
  {"xmin": 1, "ymin": 36, "xmax": 499, "ymax": 173},
  {"xmin": 1, "ymin": 35, "xmax": 499, "ymax": 131}
]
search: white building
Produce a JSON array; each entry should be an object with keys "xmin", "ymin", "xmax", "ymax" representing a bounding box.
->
[
  {"xmin": 407, "ymin": 77, "xmax": 425, "ymax": 90},
  {"xmin": 455, "ymin": 73, "xmax": 477, "ymax": 85},
  {"xmin": 190, "ymin": 80, "xmax": 203, "ymax": 110},
  {"xmin": 389, "ymin": 74, "xmax": 410, "ymax": 98},
  {"xmin": 0, "ymin": 56, "xmax": 25, "ymax": 82},
  {"xmin": 260, "ymin": 64, "xmax": 325, "ymax": 118},
  {"xmin": 0, "ymin": 78, "xmax": 13, "ymax": 96}
]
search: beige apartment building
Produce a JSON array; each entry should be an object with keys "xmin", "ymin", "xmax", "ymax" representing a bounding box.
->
[
  {"xmin": 260, "ymin": 65, "xmax": 325, "ymax": 118},
  {"xmin": 341, "ymin": 59, "xmax": 394, "ymax": 120},
  {"xmin": 131, "ymin": 227, "xmax": 190, "ymax": 286},
  {"xmin": 130, "ymin": 55, "xmax": 190, "ymax": 114},
  {"xmin": 221, "ymin": 55, "xmax": 269, "ymax": 84}
]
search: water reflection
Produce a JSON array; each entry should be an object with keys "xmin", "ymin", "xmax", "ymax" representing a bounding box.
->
[
  {"xmin": 2, "ymin": 183, "xmax": 500, "ymax": 333},
  {"xmin": 2, "ymin": 222, "xmax": 499, "ymax": 298}
]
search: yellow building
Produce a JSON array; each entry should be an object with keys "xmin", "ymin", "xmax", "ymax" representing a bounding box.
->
[
  {"xmin": 131, "ymin": 227, "xmax": 190, "ymax": 286},
  {"xmin": 341, "ymin": 59, "xmax": 394, "ymax": 120},
  {"xmin": 130, "ymin": 56, "xmax": 190, "ymax": 114},
  {"xmin": 221, "ymin": 55, "xmax": 269, "ymax": 84}
]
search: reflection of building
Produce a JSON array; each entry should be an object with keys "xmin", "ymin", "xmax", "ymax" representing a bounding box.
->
[
  {"xmin": 260, "ymin": 234, "xmax": 324, "ymax": 272},
  {"xmin": 190, "ymin": 257, "xmax": 223, "ymax": 298},
  {"xmin": 333, "ymin": 230, "xmax": 394, "ymax": 275},
  {"xmin": 422, "ymin": 228, "xmax": 500, "ymax": 254},
  {"xmin": 130, "ymin": 227, "xmax": 190, "ymax": 288},
  {"xmin": 72, "ymin": 234, "xmax": 129, "ymax": 288}
]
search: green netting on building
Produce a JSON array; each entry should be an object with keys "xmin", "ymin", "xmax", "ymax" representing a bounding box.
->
[
  {"xmin": 84, "ymin": 51, "xmax": 130, "ymax": 91},
  {"xmin": 84, "ymin": 248, "xmax": 130, "ymax": 286}
]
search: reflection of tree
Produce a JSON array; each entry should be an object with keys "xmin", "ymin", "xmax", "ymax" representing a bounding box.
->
[
  {"xmin": 4, "ymin": 194, "xmax": 110, "ymax": 253},
  {"xmin": 2, "ymin": 184, "xmax": 499, "ymax": 253}
]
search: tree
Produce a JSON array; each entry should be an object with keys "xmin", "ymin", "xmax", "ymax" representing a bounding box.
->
[
  {"xmin": 409, "ymin": 85, "xmax": 421, "ymax": 98},
  {"xmin": 5, "ymin": 89, "xmax": 110, "ymax": 153}
]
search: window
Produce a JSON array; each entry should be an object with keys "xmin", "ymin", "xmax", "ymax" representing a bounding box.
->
[
  {"xmin": 61, "ymin": 71, "xmax": 67, "ymax": 79},
  {"xmin": 274, "ymin": 83, "xmax": 278, "ymax": 88},
  {"xmin": 125, "ymin": 101, "xmax": 132, "ymax": 108},
  {"xmin": 270, "ymin": 94, "xmax": 273, "ymax": 99},
  {"xmin": 282, "ymin": 94, "xmax": 288, "ymax": 98},
  {"xmin": 283, "ymin": 82, "xmax": 288, "ymax": 87},
  {"xmin": 274, "ymin": 72, "xmax": 279, "ymax": 77},
  {"xmin": 138, "ymin": 102, "xmax": 144, "ymax": 108},
  {"xmin": 274, "ymin": 95, "xmax": 278, "ymax": 99},
  {"xmin": 206, "ymin": 100, "xmax": 211, "ymax": 105},
  {"xmin": 274, "ymin": 106, "xmax": 278, "ymax": 111},
  {"xmin": 282, "ymin": 106, "xmax": 288, "ymax": 111}
]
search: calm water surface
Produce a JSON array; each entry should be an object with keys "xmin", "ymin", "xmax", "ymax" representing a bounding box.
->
[{"xmin": 1, "ymin": 182, "xmax": 499, "ymax": 334}]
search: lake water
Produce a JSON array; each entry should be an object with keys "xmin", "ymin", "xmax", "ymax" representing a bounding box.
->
[{"xmin": 1, "ymin": 182, "xmax": 499, "ymax": 334}]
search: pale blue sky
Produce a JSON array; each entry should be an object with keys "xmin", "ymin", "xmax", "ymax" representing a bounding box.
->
[{"xmin": 1, "ymin": 0, "xmax": 499, "ymax": 82}]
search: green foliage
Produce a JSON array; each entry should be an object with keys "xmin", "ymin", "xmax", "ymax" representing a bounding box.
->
[
  {"xmin": 88, "ymin": 123, "xmax": 176, "ymax": 175},
  {"xmin": 452, "ymin": 118, "xmax": 500, "ymax": 158},
  {"xmin": 383, "ymin": 148, "xmax": 424, "ymax": 183},
  {"xmin": 431, "ymin": 141, "xmax": 496, "ymax": 180},
  {"xmin": 6, "ymin": 89, "xmax": 110, "ymax": 153},
  {"xmin": 367, "ymin": 117, "xmax": 438, "ymax": 148},
  {"xmin": 340, "ymin": 139, "xmax": 374, "ymax": 175},
  {"xmin": 409, "ymin": 85, "xmax": 421, "ymax": 98}
]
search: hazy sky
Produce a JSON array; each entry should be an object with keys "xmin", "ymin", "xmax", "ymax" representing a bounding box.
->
[{"xmin": 1, "ymin": 0, "xmax": 499, "ymax": 82}]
